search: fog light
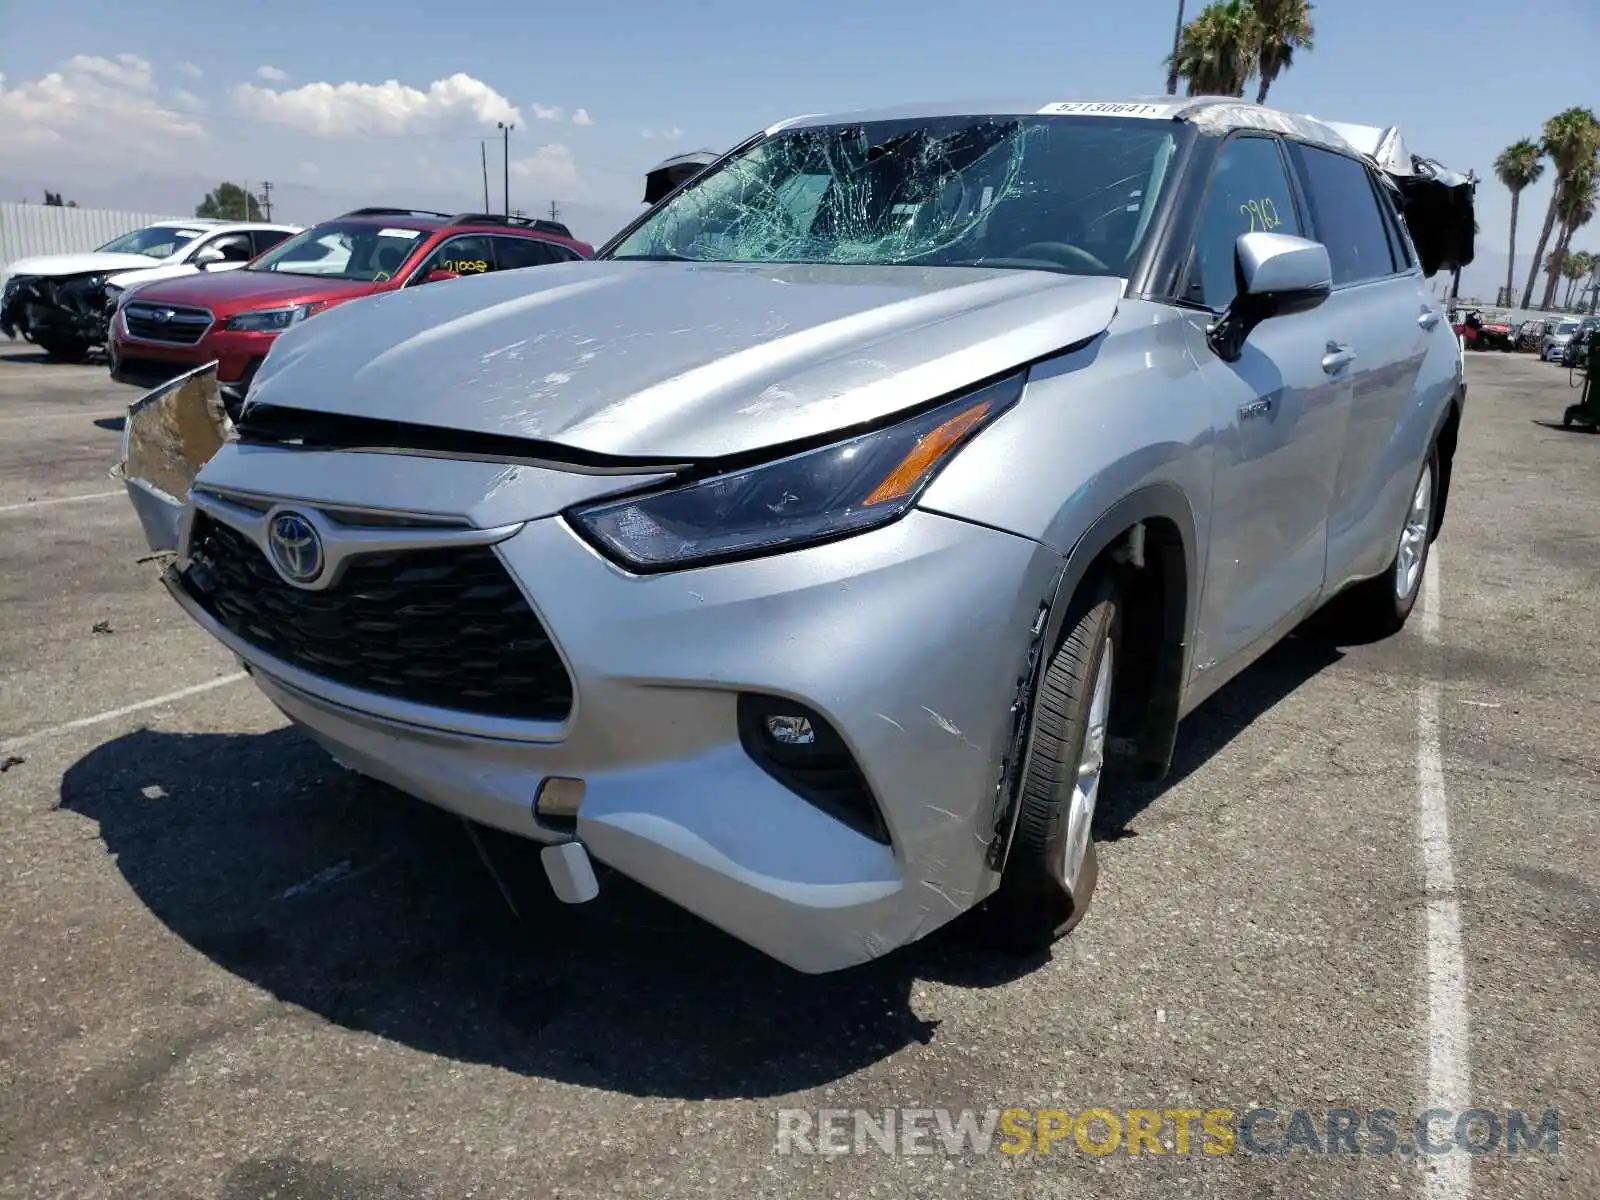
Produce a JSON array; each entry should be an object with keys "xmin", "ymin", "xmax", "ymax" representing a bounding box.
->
[
  {"xmin": 736, "ymin": 693, "xmax": 891, "ymax": 845},
  {"xmin": 764, "ymin": 714, "xmax": 815, "ymax": 745},
  {"xmin": 535, "ymin": 776, "xmax": 586, "ymax": 826}
]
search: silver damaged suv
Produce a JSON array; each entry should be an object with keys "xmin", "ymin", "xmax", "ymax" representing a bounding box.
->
[{"xmin": 118, "ymin": 97, "xmax": 1468, "ymax": 973}]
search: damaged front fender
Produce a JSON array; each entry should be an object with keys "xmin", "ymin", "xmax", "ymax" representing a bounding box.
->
[{"xmin": 110, "ymin": 361, "xmax": 232, "ymax": 553}]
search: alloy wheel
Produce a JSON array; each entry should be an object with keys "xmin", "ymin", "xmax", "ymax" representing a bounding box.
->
[
  {"xmin": 1395, "ymin": 463, "xmax": 1434, "ymax": 600},
  {"xmin": 1061, "ymin": 638, "xmax": 1113, "ymax": 894}
]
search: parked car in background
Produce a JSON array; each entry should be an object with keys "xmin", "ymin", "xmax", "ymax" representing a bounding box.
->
[
  {"xmin": 1, "ymin": 220, "xmax": 300, "ymax": 361},
  {"xmin": 109, "ymin": 208, "xmax": 593, "ymax": 408},
  {"xmin": 1558, "ymin": 316, "xmax": 1600, "ymax": 367},
  {"xmin": 1542, "ymin": 318, "xmax": 1583, "ymax": 361},
  {"xmin": 1516, "ymin": 318, "xmax": 1553, "ymax": 351},
  {"xmin": 1476, "ymin": 311, "xmax": 1516, "ymax": 351},
  {"xmin": 116, "ymin": 97, "xmax": 1469, "ymax": 974}
]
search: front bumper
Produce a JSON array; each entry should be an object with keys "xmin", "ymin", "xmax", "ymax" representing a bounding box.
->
[
  {"xmin": 111, "ymin": 320, "xmax": 275, "ymax": 386},
  {"xmin": 156, "ymin": 459, "xmax": 1064, "ymax": 973}
]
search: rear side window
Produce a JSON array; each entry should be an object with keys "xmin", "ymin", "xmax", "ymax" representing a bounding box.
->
[
  {"xmin": 1187, "ymin": 135, "xmax": 1303, "ymax": 311},
  {"xmin": 1294, "ymin": 146, "xmax": 1399, "ymax": 285},
  {"xmin": 410, "ymin": 235, "xmax": 497, "ymax": 281},
  {"xmin": 1371, "ymin": 180, "xmax": 1415, "ymax": 270},
  {"xmin": 493, "ymin": 236, "xmax": 577, "ymax": 269}
]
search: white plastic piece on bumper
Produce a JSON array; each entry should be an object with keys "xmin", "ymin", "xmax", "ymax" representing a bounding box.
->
[{"xmin": 542, "ymin": 840, "xmax": 600, "ymax": 904}]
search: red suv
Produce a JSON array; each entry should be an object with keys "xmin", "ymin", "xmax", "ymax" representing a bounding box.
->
[{"xmin": 109, "ymin": 208, "xmax": 592, "ymax": 400}]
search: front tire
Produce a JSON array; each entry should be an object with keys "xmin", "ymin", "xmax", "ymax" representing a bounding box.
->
[
  {"xmin": 1318, "ymin": 445, "xmax": 1438, "ymax": 642},
  {"xmin": 33, "ymin": 333, "xmax": 91, "ymax": 363},
  {"xmin": 981, "ymin": 573, "xmax": 1121, "ymax": 953}
]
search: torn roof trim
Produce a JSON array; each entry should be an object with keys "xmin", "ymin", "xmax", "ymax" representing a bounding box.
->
[{"xmin": 772, "ymin": 95, "xmax": 1357, "ymax": 152}]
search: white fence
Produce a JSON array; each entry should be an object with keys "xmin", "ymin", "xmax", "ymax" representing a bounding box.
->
[{"xmin": 0, "ymin": 202, "xmax": 184, "ymax": 275}]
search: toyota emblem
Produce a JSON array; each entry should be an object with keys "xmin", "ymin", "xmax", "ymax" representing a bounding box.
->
[{"xmin": 268, "ymin": 511, "xmax": 324, "ymax": 584}]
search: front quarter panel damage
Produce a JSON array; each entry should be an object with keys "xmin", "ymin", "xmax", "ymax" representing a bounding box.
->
[{"xmin": 111, "ymin": 362, "xmax": 233, "ymax": 553}]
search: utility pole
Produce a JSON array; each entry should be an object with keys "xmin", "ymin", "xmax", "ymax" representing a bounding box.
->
[
  {"xmin": 548, "ymin": 200, "xmax": 561, "ymax": 223},
  {"xmin": 480, "ymin": 142, "xmax": 490, "ymax": 212},
  {"xmin": 259, "ymin": 180, "xmax": 274, "ymax": 221},
  {"xmin": 497, "ymin": 121, "xmax": 514, "ymax": 215}
]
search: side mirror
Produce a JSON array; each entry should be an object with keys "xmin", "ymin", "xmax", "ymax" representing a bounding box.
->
[
  {"xmin": 422, "ymin": 268, "xmax": 460, "ymax": 285},
  {"xmin": 193, "ymin": 245, "xmax": 227, "ymax": 267},
  {"xmin": 1208, "ymin": 232, "xmax": 1333, "ymax": 362}
]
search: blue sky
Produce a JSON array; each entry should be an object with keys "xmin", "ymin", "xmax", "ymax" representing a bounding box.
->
[{"xmin": 1, "ymin": 0, "xmax": 1597, "ymax": 294}]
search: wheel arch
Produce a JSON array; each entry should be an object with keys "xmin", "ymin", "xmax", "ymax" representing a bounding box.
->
[
  {"xmin": 987, "ymin": 482, "xmax": 1198, "ymax": 873},
  {"xmin": 1430, "ymin": 383, "xmax": 1465, "ymax": 542}
]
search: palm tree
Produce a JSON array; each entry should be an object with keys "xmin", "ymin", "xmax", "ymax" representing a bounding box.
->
[
  {"xmin": 1252, "ymin": 0, "xmax": 1315, "ymax": 105},
  {"xmin": 1562, "ymin": 251, "xmax": 1593, "ymax": 308},
  {"xmin": 1520, "ymin": 107, "xmax": 1600, "ymax": 310},
  {"xmin": 1543, "ymin": 158, "xmax": 1598, "ymax": 309},
  {"xmin": 1169, "ymin": 0, "xmax": 1261, "ymax": 97},
  {"xmin": 1493, "ymin": 140, "xmax": 1544, "ymax": 311}
]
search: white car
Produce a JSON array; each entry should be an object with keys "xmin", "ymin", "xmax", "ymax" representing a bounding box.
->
[{"xmin": 1, "ymin": 219, "xmax": 301, "ymax": 360}]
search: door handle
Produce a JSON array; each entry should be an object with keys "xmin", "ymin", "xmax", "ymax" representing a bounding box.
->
[
  {"xmin": 1322, "ymin": 342, "xmax": 1356, "ymax": 373},
  {"xmin": 1418, "ymin": 308, "xmax": 1441, "ymax": 330}
]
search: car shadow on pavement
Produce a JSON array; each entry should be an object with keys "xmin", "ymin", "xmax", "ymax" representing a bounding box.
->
[
  {"xmin": 60, "ymin": 725, "xmax": 1045, "ymax": 1100},
  {"xmin": 1096, "ymin": 633, "xmax": 1343, "ymax": 837}
]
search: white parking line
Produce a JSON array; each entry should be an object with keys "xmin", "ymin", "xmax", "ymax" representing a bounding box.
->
[
  {"xmin": 0, "ymin": 408, "xmax": 126, "ymax": 426},
  {"xmin": 0, "ymin": 489, "xmax": 123, "ymax": 515},
  {"xmin": 1418, "ymin": 549, "xmax": 1471, "ymax": 1199},
  {"xmin": 0, "ymin": 673, "xmax": 247, "ymax": 754}
]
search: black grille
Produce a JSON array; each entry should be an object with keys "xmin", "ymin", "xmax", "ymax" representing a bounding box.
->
[
  {"xmin": 123, "ymin": 304, "xmax": 211, "ymax": 345},
  {"xmin": 181, "ymin": 512, "xmax": 573, "ymax": 721}
]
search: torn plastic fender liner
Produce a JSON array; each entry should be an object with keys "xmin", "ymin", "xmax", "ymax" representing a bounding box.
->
[{"xmin": 110, "ymin": 361, "xmax": 233, "ymax": 553}]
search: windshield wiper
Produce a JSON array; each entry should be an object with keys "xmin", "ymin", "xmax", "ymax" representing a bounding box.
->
[{"xmin": 608, "ymin": 252, "xmax": 696, "ymax": 262}]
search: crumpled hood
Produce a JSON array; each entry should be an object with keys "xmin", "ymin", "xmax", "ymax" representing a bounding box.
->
[
  {"xmin": 249, "ymin": 259, "xmax": 1123, "ymax": 459},
  {"xmin": 5, "ymin": 251, "xmax": 174, "ymax": 281}
]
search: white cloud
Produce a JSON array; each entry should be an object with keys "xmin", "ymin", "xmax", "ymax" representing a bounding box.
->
[
  {"xmin": 296, "ymin": 160, "xmax": 320, "ymax": 178},
  {"xmin": 172, "ymin": 87, "xmax": 205, "ymax": 112},
  {"xmin": 530, "ymin": 103, "xmax": 563, "ymax": 122},
  {"xmin": 509, "ymin": 143, "xmax": 581, "ymax": 194},
  {"xmin": 177, "ymin": 61, "xmax": 203, "ymax": 79},
  {"xmin": 0, "ymin": 54, "xmax": 205, "ymax": 159},
  {"xmin": 572, "ymin": 108, "xmax": 594, "ymax": 127},
  {"xmin": 256, "ymin": 64, "xmax": 288, "ymax": 82},
  {"xmin": 640, "ymin": 125, "xmax": 684, "ymax": 141},
  {"xmin": 231, "ymin": 72, "xmax": 520, "ymax": 136}
]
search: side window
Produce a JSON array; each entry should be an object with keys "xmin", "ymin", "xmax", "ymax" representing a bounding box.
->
[
  {"xmin": 493, "ymin": 237, "xmax": 573, "ymax": 270},
  {"xmin": 408, "ymin": 235, "xmax": 497, "ymax": 283},
  {"xmin": 1295, "ymin": 146, "xmax": 1399, "ymax": 285},
  {"xmin": 1187, "ymin": 136, "xmax": 1303, "ymax": 311},
  {"xmin": 198, "ymin": 233, "xmax": 255, "ymax": 263},
  {"xmin": 251, "ymin": 228, "xmax": 294, "ymax": 256}
]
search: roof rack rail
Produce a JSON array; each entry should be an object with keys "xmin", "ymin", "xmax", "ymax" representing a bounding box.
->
[
  {"xmin": 446, "ymin": 212, "xmax": 575, "ymax": 238},
  {"xmin": 339, "ymin": 206, "xmax": 456, "ymax": 219}
]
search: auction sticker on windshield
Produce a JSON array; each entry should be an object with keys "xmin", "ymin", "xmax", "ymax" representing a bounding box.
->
[
  {"xmin": 1037, "ymin": 102, "xmax": 1176, "ymax": 118},
  {"xmin": 379, "ymin": 229, "xmax": 423, "ymax": 240}
]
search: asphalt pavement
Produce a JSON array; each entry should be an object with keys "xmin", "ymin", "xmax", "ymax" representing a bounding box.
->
[{"xmin": 0, "ymin": 342, "xmax": 1595, "ymax": 1199}]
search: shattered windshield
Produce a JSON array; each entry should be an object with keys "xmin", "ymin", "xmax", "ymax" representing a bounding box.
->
[
  {"xmin": 97, "ymin": 226, "xmax": 205, "ymax": 259},
  {"xmin": 606, "ymin": 115, "xmax": 1183, "ymax": 275}
]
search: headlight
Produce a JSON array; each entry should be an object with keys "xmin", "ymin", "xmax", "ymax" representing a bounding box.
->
[
  {"xmin": 224, "ymin": 303, "xmax": 323, "ymax": 332},
  {"xmin": 568, "ymin": 371, "xmax": 1025, "ymax": 571}
]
